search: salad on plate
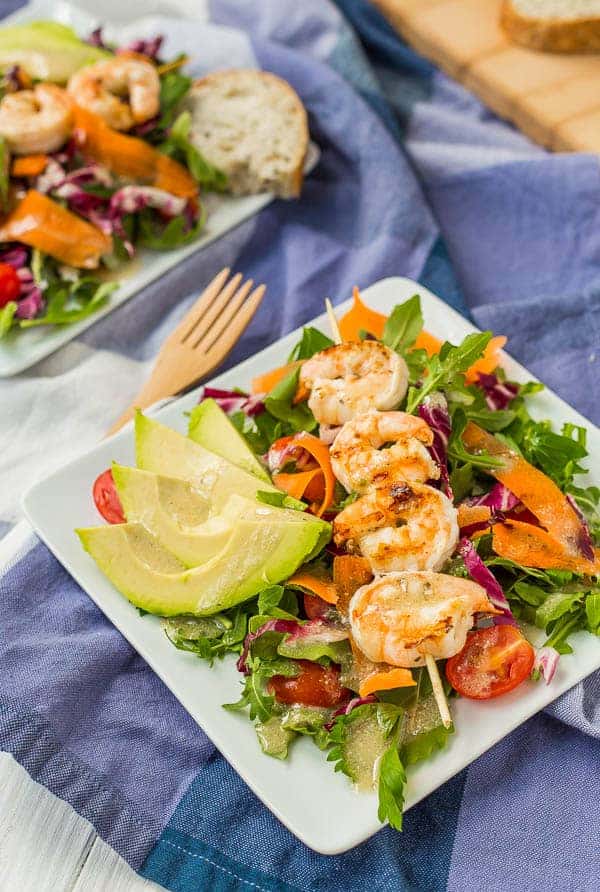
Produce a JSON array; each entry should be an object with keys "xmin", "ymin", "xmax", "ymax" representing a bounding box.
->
[
  {"xmin": 78, "ymin": 287, "xmax": 600, "ymax": 831},
  {"xmin": 0, "ymin": 20, "xmax": 308, "ymax": 341}
]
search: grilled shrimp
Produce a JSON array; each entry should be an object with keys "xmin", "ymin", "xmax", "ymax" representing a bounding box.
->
[
  {"xmin": 333, "ymin": 482, "xmax": 459, "ymax": 574},
  {"xmin": 299, "ymin": 341, "xmax": 408, "ymax": 426},
  {"xmin": 349, "ymin": 571, "xmax": 495, "ymax": 667},
  {"xmin": 67, "ymin": 57, "xmax": 160, "ymax": 131},
  {"xmin": 0, "ymin": 84, "xmax": 73, "ymax": 155},
  {"xmin": 331, "ymin": 409, "xmax": 439, "ymax": 493}
]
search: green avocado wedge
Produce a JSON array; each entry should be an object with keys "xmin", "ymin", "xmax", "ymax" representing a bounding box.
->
[
  {"xmin": 111, "ymin": 464, "xmax": 233, "ymax": 567},
  {"xmin": 188, "ymin": 398, "xmax": 270, "ymax": 482},
  {"xmin": 0, "ymin": 22, "xmax": 109, "ymax": 82},
  {"xmin": 135, "ymin": 412, "xmax": 278, "ymax": 509},
  {"xmin": 76, "ymin": 495, "xmax": 331, "ymax": 616}
]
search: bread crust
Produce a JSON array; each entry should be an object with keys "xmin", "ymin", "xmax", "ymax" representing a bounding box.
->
[
  {"xmin": 190, "ymin": 69, "xmax": 308, "ymax": 198},
  {"xmin": 501, "ymin": 1, "xmax": 600, "ymax": 53}
]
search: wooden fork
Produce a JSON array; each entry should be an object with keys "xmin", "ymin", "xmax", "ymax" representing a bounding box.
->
[{"xmin": 107, "ymin": 268, "xmax": 266, "ymax": 435}]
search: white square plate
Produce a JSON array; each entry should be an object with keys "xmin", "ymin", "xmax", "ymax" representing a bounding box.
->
[
  {"xmin": 22, "ymin": 277, "xmax": 600, "ymax": 854},
  {"xmin": 0, "ymin": 0, "xmax": 319, "ymax": 376}
]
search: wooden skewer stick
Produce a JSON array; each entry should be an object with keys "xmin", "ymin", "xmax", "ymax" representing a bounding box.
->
[
  {"xmin": 325, "ymin": 297, "xmax": 342, "ymax": 345},
  {"xmin": 425, "ymin": 653, "xmax": 452, "ymax": 729}
]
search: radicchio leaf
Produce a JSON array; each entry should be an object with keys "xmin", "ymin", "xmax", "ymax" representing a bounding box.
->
[
  {"xmin": 200, "ymin": 387, "xmax": 265, "ymax": 418},
  {"xmin": 458, "ymin": 537, "xmax": 516, "ymax": 624},
  {"xmin": 237, "ymin": 618, "xmax": 348, "ymax": 675},
  {"xmin": 533, "ymin": 646, "xmax": 560, "ymax": 684},
  {"xmin": 418, "ymin": 392, "xmax": 452, "ymax": 498},
  {"xmin": 476, "ymin": 372, "xmax": 519, "ymax": 411},
  {"xmin": 566, "ymin": 494, "xmax": 595, "ymax": 562}
]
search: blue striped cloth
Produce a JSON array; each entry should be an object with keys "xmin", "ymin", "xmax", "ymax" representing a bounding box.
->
[{"xmin": 1, "ymin": 1, "xmax": 599, "ymax": 889}]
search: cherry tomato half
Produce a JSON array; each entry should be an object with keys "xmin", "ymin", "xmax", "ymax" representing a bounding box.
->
[
  {"xmin": 93, "ymin": 469, "xmax": 125, "ymax": 524},
  {"xmin": 446, "ymin": 625, "xmax": 535, "ymax": 700},
  {"xmin": 0, "ymin": 263, "xmax": 21, "ymax": 308},
  {"xmin": 269, "ymin": 660, "xmax": 350, "ymax": 707}
]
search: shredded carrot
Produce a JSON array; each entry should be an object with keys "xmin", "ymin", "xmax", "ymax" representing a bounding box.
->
[
  {"xmin": 250, "ymin": 360, "xmax": 303, "ymax": 395},
  {"xmin": 462, "ymin": 422, "xmax": 600, "ymax": 572},
  {"xmin": 332, "ymin": 555, "xmax": 373, "ymax": 617},
  {"xmin": 73, "ymin": 105, "xmax": 197, "ymax": 199},
  {"xmin": 0, "ymin": 190, "xmax": 112, "ymax": 269},
  {"xmin": 287, "ymin": 569, "xmax": 338, "ymax": 605},
  {"xmin": 273, "ymin": 468, "xmax": 322, "ymax": 501},
  {"xmin": 11, "ymin": 154, "xmax": 48, "ymax": 178},
  {"xmin": 413, "ymin": 329, "xmax": 442, "ymax": 356},
  {"xmin": 457, "ymin": 503, "xmax": 492, "ymax": 531},
  {"xmin": 289, "ymin": 432, "xmax": 335, "ymax": 517},
  {"xmin": 464, "ymin": 335, "xmax": 507, "ymax": 384},
  {"xmin": 359, "ymin": 667, "xmax": 416, "ymax": 698},
  {"xmin": 493, "ymin": 520, "xmax": 598, "ymax": 575},
  {"xmin": 338, "ymin": 286, "xmax": 387, "ymax": 342}
]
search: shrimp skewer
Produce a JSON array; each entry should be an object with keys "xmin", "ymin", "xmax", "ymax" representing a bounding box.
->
[
  {"xmin": 0, "ymin": 84, "xmax": 73, "ymax": 155},
  {"xmin": 68, "ymin": 57, "xmax": 160, "ymax": 131},
  {"xmin": 333, "ymin": 482, "xmax": 459, "ymax": 574},
  {"xmin": 331, "ymin": 409, "xmax": 439, "ymax": 493},
  {"xmin": 300, "ymin": 339, "xmax": 409, "ymax": 427},
  {"xmin": 349, "ymin": 572, "xmax": 496, "ymax": 668}
]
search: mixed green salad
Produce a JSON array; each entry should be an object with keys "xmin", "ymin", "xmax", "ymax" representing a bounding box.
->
[
  {"xmin": 79, "ymin": 289, "xmax": 600, "ymax": 830},
  {"xmin": 0, "ymin": 21, "xmax": 225, "ymax": 338}
]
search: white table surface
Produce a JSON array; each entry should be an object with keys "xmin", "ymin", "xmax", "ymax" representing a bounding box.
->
[{"xmin": 0, "ymin": 754, "xmax": 163, "ymax": 891}]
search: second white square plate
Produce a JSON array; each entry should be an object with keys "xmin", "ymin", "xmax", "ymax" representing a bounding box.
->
[{"xmin": 22, "ymin": 277, "xmax": 600, "ymax": 854}]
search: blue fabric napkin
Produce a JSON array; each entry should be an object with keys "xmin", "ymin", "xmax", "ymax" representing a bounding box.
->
[{"xmin": 1, "ymin": 1, "xmax": 599, "ymax": 890}]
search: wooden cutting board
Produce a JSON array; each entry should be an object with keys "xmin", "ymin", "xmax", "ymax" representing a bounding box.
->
[{"xmin": 372, "ymin": 0, "xmax": 600, "ymax": 152}]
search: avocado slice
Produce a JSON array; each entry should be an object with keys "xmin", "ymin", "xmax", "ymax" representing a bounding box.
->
[
  {"xmin": 188, "ymin": 399, "xmax": 270, "ymax": 482},
  {"xmin": 0, "ymin": 21, "xmax": 109, "ymax": 82},
  {"xmin": 77, "ymin": 495, "xmax": 331, "ymax": 616},
  {"xmin": 135, "ymin": 412, "xmax": 278, "ymax": 509},
  {"xmin": 111, "ymin": 464, "xmax": 234, "ymax": 567}
]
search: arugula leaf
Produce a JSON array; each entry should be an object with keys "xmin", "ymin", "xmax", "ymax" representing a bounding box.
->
[
  {"xmin": 382, "ymin": 294, "xmax": 423, "ymax": 353},
  {"xmin": 448, "ymin": 409, "xmax": 504, "ymax": 471},
  {"xmin": 0, "ymin": 136, "xmax": 10, "ymax": 213},
  {"xmin": 586, "ymin": 593, "xmax": 600, "ymax": 635},
  {"xmin": 20, "ymin": 280, "xmax": 117, "ymax": 327},
  {"xmin": 162, "ymin": 608, "xmax": 248, "ymax": 665},
  {"xmin": 138, "ymin": 206, "xmax": 205, "ymax": 250},
  {"xmin": 287, "ymin": 327, "xmax": 333, "ymax": 362},
  {"xmin": 399, "ymin": 693, "xmax": 453, "ymax": 764},
  {"xmin": 0, "ymin": 301, "xmax": 17, "ymax": 338},
  {"xmin": 255, "ymin": 716, "xmax": 294, "ymax": 760},
  {"xmin": 159, "ymin": 111, "xmax": 227, "ymax": 191},
  {"xmin": 568, "ymin": 484, "xmax": 600, "ymax": 545},
  {"xmin": 224, "ymin": 658, "xmax": 298, "ymax": 722},
  {"xmin": 229, "ymin": 409, "xmax": 284, "ymax": 455},
  {"xmin": 264, "ymin": 367, "xmax": 317, "ymax": 433},
  {"xmin": 377, "ymin": 745, "xmax": 406, "ymax": 831},
  {"xmin": 255, "ymin": 490, "xmax": 306, "ymax": 511},
  {"xmin": 519, "ymin": 421, "xmax": 587, "ymax": 489},
  {"xmin": 449, "ymin": 463, "xmax": 475, "ymax": 502},
  {"xmin": 158, "ymin": 69, "xmax": 192, "ymax": 130},
  {"xmin": 257, "ymin": 585, "xmax": 286, "ymax": 615},
  {"xmin": 406, "ymin": 331, "xmax": 493, "ymax": 413}
]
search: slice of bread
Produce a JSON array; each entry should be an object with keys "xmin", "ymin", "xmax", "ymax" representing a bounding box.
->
[
  {"xmin": 184, "ymin": 69, "xmax": 308, "ymax": 199},
  {"xmin": 502, "ymin": 1, "xmax": 600, "ymax": 53}
]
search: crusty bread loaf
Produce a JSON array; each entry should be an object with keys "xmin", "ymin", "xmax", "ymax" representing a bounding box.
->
[
  {"xmin": 184, "ymin": 69, "xmax": 308, "ymax": 199},
  {"xmin": 502, "ymin": 1, "xmax": 600, "ymax": 53}
]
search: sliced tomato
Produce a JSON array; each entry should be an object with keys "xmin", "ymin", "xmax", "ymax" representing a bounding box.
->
[
  {"xmin": 93, "ymin": 469, "xmax": 125, "ymax": 524},
  {"xmin": 446, "ymin": 625, "xmax": 535, "ymax": 700},
  {"xmin": 268, "ymin": 660, "xmax": 350, "ymax": 707},
  {"xmin": 0, "ymin": 263, "xmax": 21, "ymax": 308}
]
